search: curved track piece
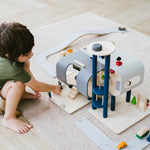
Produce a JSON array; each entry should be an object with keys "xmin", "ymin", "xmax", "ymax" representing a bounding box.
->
[{"xmin": 36, "ymin": 27, "xmax": 126, "ymax": 77}]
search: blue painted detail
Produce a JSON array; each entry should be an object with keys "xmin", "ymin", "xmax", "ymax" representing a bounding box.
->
[
  {"xmin": 92, "ymin": 105, "xmax": 96, "ymax": 110},
  {"xmin": 58, "ymin": 81, "xmax": 63, "ymax": 89},
  {"xmin": 48, "ymin": 92, "xmax": 52, "ymax": 98},
  {"xmin": 88, "ymin": 96, "xmax": 92, "ymax": 100},
  {"xmin": 92, "ymin": 55, "xmax": 97, "ymax": 110},
  {"xmin": 93, "ymin": 97, "xmax": 103, "ymax": 108},
  {"xmin": 93, "ymin": 86, "xmax": 104, "ymax": 95},
  {"xmin": 147, "ymin": 135, "xmax": 150, "ymax": 142},
  {"xmin": 126, "ymin": 90, "xmax": 131, "ymax": 102},
  {"xmin": 92, "ymin": 55, "xmax": 97, "ymax": 89},
  {"xmin": 99, "ymin": 56, "xmax": 105, "ymax": 59},
  {"xmin": 116, "ymin": 81, "xmax": 120, "ymax": 91},
  {"xmin": 91, "ymin": 54, "xmax": 111, "ymax": 118},
  {"xmin": 111, "ymin": 95, "xmax": 116, "ymax": 111},
  {"xmin": 103, "ymin": 55, "xmax": 110, "ymax": 118}
]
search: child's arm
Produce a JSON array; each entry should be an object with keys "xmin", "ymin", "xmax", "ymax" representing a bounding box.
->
[{"xmin": 24, "ymin": 61, "xmax": 61, "ymax": 94}]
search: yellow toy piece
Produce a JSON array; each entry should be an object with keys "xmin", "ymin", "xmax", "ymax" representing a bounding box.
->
[{"xmin": 117, "ymin": 141, "xmax": 128, "ymax": 150}]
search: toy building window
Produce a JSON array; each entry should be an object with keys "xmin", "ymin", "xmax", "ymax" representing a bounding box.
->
[{"xmin": 124, "ymin": 75, "xmax": 140, "ymax": 88}]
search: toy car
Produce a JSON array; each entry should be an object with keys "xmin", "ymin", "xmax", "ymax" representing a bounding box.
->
[
  {"xmin": 136, "ymin": 126, "xmax": 149, "ymax": 139},
  {"xmin": 117, "ymin": 141, "xmax": 128, "ymax": 150}
]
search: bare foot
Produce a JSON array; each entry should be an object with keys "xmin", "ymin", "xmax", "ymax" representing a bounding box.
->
[
  {"xmin": 2, "ymin": 117, "xmax": 32, "ymax": 134},
  {"xmin": 22, "ymin": 91, "xmax": 41, "ymax": 100}
]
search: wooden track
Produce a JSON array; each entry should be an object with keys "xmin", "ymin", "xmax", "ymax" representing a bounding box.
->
[{"xmin": 36, "ymin": 27, "xmax": 126, "ymax": 77}]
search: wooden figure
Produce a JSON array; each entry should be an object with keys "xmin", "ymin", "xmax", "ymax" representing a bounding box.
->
[
  {"xmin": 67, "ymin": 87, "xmax": 79, "ymax": 100},
  {"xmin": 136, "ymin": 94, "xmax": 147, "ymax": 111},
  {"xmin": 136, "ymin": 126, "xmax": 149, "ymax": 139},
  {"xmin": 116, "ymin": 56, "xmax": 122, "ymax": 66}
]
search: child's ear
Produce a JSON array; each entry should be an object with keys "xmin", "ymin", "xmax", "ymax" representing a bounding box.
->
[{"xmin": 5, "ymin": 54, "xmax": 9, "ymax": 58}]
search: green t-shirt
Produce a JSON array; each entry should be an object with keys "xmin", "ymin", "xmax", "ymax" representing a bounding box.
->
[{"xmin": 0, "ymin": 57, "xmax": 31, "ymax": 89}]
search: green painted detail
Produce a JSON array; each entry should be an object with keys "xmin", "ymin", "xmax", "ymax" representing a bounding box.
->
[
  {"xmin": 136, "ymin": 131, "xmax": 149, "ymax": 139},
  {"xmin": 136, "ymin": 134, "xmax": 142, "ymax": 139},
  {"xmin": 101, "ymin": 75, "xmax": 105, "ymax": 79}
]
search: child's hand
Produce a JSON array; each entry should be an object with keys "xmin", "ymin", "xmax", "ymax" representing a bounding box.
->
[
  {"xmin": 53, "ymin": 85, "xmax": 62, "ymax": 95},
  {"xmin": 34, "ymin": 91, "xmax": 41, "ymax": 98}
]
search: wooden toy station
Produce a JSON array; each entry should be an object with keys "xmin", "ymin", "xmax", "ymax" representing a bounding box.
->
[
  {"xmin": 34, "ymin": 25, "xmax": 149, "ymax": 149},
  {"xmin": 56, "ymin": 40, "xmax": 144, "ymax": 118}
]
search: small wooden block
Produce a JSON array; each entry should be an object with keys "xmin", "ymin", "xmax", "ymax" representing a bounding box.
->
[
  {"xmin": 136, "ymin": 126, "xmax": 149, "ymax": 135},
  {"xmin": 67, "ymin": 87, "xmax": 79, "ymax": 100},
  {"xmin": 118, "ymin": 26, "xmax": 126, "ymax": 31},
  {"xmin": 71, "ymin": 87, "xmax": 78, "ymax": 94},
  {"xmin": 68, "ymin": 93, "xmax": 76, "ymax": 99},
  {"xmin": 59, "ymin": 51, "xmax": 66, "ymax": 57},
  {"xmin": 82, "ymin": 45, "xmax": 87, "ymax": 49}
]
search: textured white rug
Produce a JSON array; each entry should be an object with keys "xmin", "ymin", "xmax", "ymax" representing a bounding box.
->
[{"xmin": 19, "ymin": 12, "xmax": 150, "ymax": 150}]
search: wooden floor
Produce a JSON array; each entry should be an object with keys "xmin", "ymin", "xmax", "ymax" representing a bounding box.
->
[{"xmin": 0, "ymin": 0, "xmax": 150, "ymax": 149}]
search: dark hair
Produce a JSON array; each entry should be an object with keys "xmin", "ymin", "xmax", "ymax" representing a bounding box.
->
[{"xmin": 0, "ymin": 22, "xmax": 34, "ymax": 61}]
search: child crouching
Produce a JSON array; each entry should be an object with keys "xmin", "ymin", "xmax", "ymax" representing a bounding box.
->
[{"xmin": 0, "ymin": 22, "xmax": 61, "ymax": 134}]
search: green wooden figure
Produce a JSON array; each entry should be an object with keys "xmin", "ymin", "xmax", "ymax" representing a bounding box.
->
[{"xmin": 131, "ymin": 96, "xmax": 136, "ymax": 105}]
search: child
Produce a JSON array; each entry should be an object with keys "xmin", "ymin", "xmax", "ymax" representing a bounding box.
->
[{"xmin": 0, "ymin": 22, "xmax": 61, "ymax": 134}]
